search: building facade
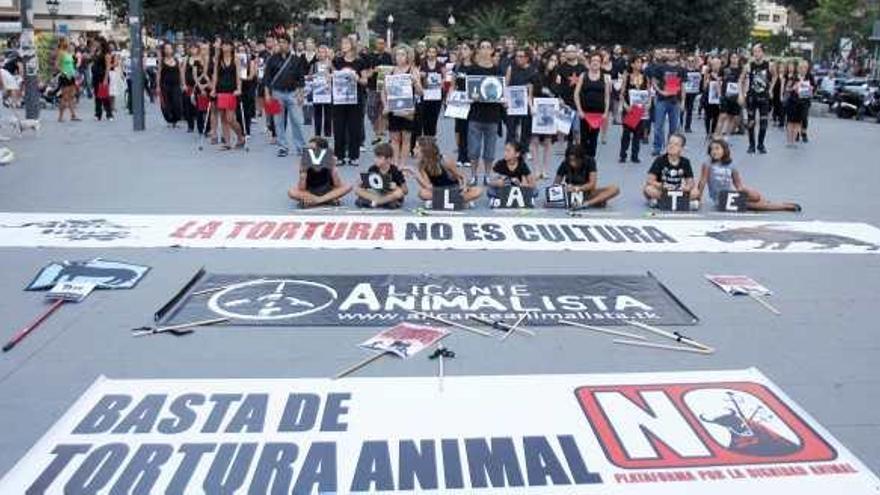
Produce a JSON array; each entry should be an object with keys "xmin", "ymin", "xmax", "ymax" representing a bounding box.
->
[
  {"xmin": 0, "ymin": 0, "xmax": 111, "ymax": 36},
  {"xmin": 752, "ymin": 0, "xmax": 791, "ymax": 37}
]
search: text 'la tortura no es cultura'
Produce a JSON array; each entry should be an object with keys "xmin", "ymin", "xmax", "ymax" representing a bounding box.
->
[{"xmin": 171, "ymin": 220, "xmax": 679, "ymax": 244}]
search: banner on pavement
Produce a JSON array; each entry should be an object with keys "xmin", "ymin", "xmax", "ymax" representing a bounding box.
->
[
  {"xmin": 163, "ymin": 273, "xmax": 699, "ymax": 327},
  {"xmin": 0, "ymin": 213, "xmax": 879, "ymax": 253},
  {"xmin": 1, "ymin": 369, "xmax": 877, "ymax": 494}
]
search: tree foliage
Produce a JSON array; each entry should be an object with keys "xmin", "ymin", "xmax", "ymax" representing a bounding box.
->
[
  {"xmin": 806, "ymin": 0, "xmax": 879, "ymax": 56},
  {"xmin": 101, "ymin": 0, "xmax": 320, "ymax": 38}
]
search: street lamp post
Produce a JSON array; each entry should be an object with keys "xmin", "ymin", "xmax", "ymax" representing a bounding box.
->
[
  {"xmin": 386, "ymin": 14, "xmax": 394, "ymax": 48},
  {"xmin": 46, "ymin": 0, "xmax": 60, "ymax": 35}
]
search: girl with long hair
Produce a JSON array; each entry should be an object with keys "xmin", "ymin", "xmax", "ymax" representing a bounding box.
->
[
  {"xmin": 157, "ymin": 42, "xmax": 184, "ymax": 127},
  {"xmin": 212, "ymin": 39, "xmax": 245, "ymax": 149},
  {"xmin": 55, "ymin": 37, "xmax": 80, "ymax": 122},
  {"xmin": 411, "ymin": 136, "xmax": 483, "ymax": 204}
]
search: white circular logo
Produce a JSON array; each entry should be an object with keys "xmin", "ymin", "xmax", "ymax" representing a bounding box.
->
[{"xmin": 208, "ymin": 279, "xmax": 337, "ymax": 321}]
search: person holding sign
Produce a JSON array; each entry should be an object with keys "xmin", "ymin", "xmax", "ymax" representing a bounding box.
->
[
  {"xmin": 702, "ymin": 56, "xmax": 723, "ymax": 138},
  {"xmin": 366, "ymin": 38, "xmax": 393, "ymax": 145},
  {"xmin": 529, "ymin": 54, "xmax": 560, "ymax": 179},
  {"xmin": 412, "ymin": 137, "xmax": 483, "ymax": 204},
  {"xmin": 682, "ymin": 55, "xmax": 702, "ymax": 134},
  {"xmin": 463, "ymin": 40, "xmax": 505, "ymax": 187},
  {"xmin": 619, "ymin": 55, "xmax": 650, "ymax": 164},
  {"xmin": 287, "ymin": 137, "xmax": 352, "ymax": 207},
  {"xmin": 489, "ymin": 142, "xmax": 536, "ymax": 195},
  {"xmin": 419, "ymin": 46, "xmax": 445, "ymax": 137},
  {"xmin": 650, "ymin": 50, "xmax": 685, "ymax": 156},
  {"xmin": 643, "ymin": 133, "xmax": 698, "ymax": 209},
  {"xmin": 383, "ymin": 46, "xmax": 422, "ymax": 168},
  {"xmin": 553, "ymin": 144, "xmax": 619, "ymax": 208},
  {"xmin": 718, "ymin": 53, "xmax": 743, "ymax": 138},
  {"xmin": 505, "ymin": 48, "xmax": 535, "ymax": 154},
  {"xmin": 332, "ymin": 37, "xmax": 369, "ymax": 167},
  {"xmin": 452, "ymin": 43, "xmax": 475, "ymax": 168},
  {"xmin": 310, "ymin": 45, "xmax": 334, "ymax": 139},
  {"xmin": 784, "ymin": 60, "xmax": 813, "ymax": 148},
  {"xmin": 695, "ymin": 139, "xmax": 801, "ymax": 212},
  {"xmin": 574, "ymin": 52, "xmax": 610, "ymax": 158},
  {"xmin": 355, "ymin": 143, "xmax": 408, "ymax": 209}
]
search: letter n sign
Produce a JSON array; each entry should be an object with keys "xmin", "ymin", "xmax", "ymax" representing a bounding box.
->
[
  {"xmin": 574, "ymin": 382, "xmax": 837, "ymax": 469},
  {"xmin": 432, "ymin": 187, "xmax": 465, "ymax": 210},
  {"xmin": 716, "ymin": 190, "xmax": 747, "ymax": 212}
]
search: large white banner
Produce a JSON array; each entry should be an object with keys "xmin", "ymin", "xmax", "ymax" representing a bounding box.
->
[
  {"xmin": 0, "ymin": 212, "xmax": 879, "ymax": 253},
  {"xmin": 1, "ymin": 370, "xmax": 877, "ymax": 494}
]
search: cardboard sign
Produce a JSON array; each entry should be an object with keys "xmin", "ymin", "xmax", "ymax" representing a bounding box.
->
[
  {"xmin": 361, "ymin": 172, "xmax": 390, "ymax": 192},
  {"xmin": 716, "ymin": 190, "xmax": 748, "ymax": 212},
  {"xmin": 556, "ymin": 103, "xmax": 576, "ymax": 135},
  {"xmin": 431, "ymin": 186, "xmax": 465, "ymax": 211},
  {"xmin": 332, "ymin": 71, "xmax": 358, "ymax": 105},
  {"xmin": 491, "ymin": 186, "xmax": 535, "ymax": 209},
  {"xmin": 726, "ymin": 81, "xmax": 740, "ymax": 96},
  {"xmin": 444, "ymin": 91, "xmax": 471, "ymax": 120},
  {"xmin": 706, "ymin": 274, "xmax": 772, "ymax": 296},
  {"xmin": 685, "ymin": 71, "xmax": 702, "ymax": 93},
  {"xmin": 27, "ymin": 259, "xmax": 151, "ymax": 291},
  {"xmin": 2, "ymin": 370, "xmax": 878, "ymax": 494},
  {"xmin": 708, "ymin": 80, "xmax": 721, "ymax": 104},
  {"xmin": 359, "ymin": 322, "xmax": 449, "ymax": 358},
  {"xmin": 385, "ymin": 73, "xmax": 415, "ymax": 113},
  {"xmin": 310, "ymin": 73, "xmax": 331, "ymax": 104},
  {"xmin": 465, "ymin": 75, "xmax": 504, "ymax": 103},
  {"xmin": 505, "ymin": 85, "xmax": 528, "ymax": 116},
  {"xmin": 423, "ymin": 72, "xmax": 442, "ymax": 101},
  {"xmin": 301, "ymin": 148, "xmax": 331, "ymax": 170},
  {"xmin": 532, "ymin": 98, "xmax": 559, "ymax": 135},
  {"xmin": 658, "ymin": 190, "xmax": 691, "ymax": 212},
  {"xmin": 45, "ymin": 281, "xmax": 96, "ymax": 302},
  {"xmin": 545, "ymin": 185, "xmax": 585, "ymax": 208}
]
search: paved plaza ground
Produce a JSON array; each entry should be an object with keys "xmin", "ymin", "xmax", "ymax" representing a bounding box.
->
[{"xmin": 0, "ymin": 102, "xmax": 878, "ymax": 477}]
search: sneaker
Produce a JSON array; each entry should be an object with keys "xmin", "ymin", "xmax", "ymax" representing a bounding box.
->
[
  {"xmin": 360, "ymin": 145, "xmax": 368, "ymax": 153},
  {"xmin": 631, "ymin": 156, "xmax": 641, "ymax": 164},
  {"xmin": 746, "ymin": 145, "xmax": 756, "ymax": 154},
  {"xmin": 618, "ymin": 155, "xmax": 627, "ymax": 163},
  {"xmin": 800, "ymin": 133, "xmax": 809, "ymax": 144},
  {"xmin": 355, "ymin": 197, "xmax": 371, "ymax": 208},
  {"xmin": 339, "ymin": 158, "xmax": 349, "ymax": 167},
  {"xmin": 792, "ymin": 203, "xmax": 803, "ymax": 213},
  {"xmin": 349, "ymin": 160, "xmax": 360, "ymax": 168},
  {"xmin": 758, "ymin": 145, "xmax": 767, "ymax": 154},
  {"xmin": 689, "ymin": 200, "xmax": 700, "ymax": 210},
  {"xmin": 277, "ymin": 148, "xmax": 289, "ymax": 157},
  {"xmin": 461, "ymin": 161, "xmax": 471, "ymax": 168}
]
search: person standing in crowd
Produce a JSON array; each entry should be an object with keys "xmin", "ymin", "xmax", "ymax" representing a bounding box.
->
[
  {"xmin": 529, "ymin": 52, "xmax": 559, "ymax": 178},
  {"xmin": 718, "ymin": 52, "xmax": 743, "ymax": 137},
  {"xmin": 157, "ymin": 42, "xmax": 184, "ymax": 127},
  {"xmin": 258, "ymin": 35, "xmax": 277, "ymax": 143},
  {"xmin": 366, "ymin": 37, "xmax": 392, "ymax": 145},
  {"xmin": 300, "ymin": 38, "xmax": 318, "ymax": 127},
  {"xmin": 784, "ymin": 59, "xmax": 813, "ymax": 148},
  {"xmin": 183, "ymin": 43, "xmax": 200, "ymax": 133},
  {"xmin": 237, "ymin": 44, "xmax": 258, "ymax": 137},
  {"xmin": 332, "ymin": 36, "xmax": 369, "ymax": 167},
  {"xmin": 505, "ymin": 48, "xmax": 534, "ymax": 156},
  {"xmin": 109, "ymin": 52, "xmax": 126, "ymax": 115},
  {"xmin": 212, "ymin": 39, "xmax": 246, "ymax": 150},
  {"xmin": 206, "ymin": 39, "xmax": 221, "ymax": 143},
  {"xmin": 412, "ymin": 136, "xmax": 484, "ymax": 204},
  {"xmin": 771, "ymin": 60, "xmax": 785, "ymax": 128},
  {"xmin": 453, "ymin": 43, "xmax": 474, "ymax": 168},
  {"xmin": 263, "ymin": 34, "xmax": 306, "ymax": 157},
  {"xmin": 741, "ymin": 43, "xmax": 774, "ymax": 154},
  {"xmin": 1, "ymin": 50, "xmax": 23, "ymax": 109},
  {"xmin": 464, "ymin": 40, "xmax": 504, "ymax": 186},
  {"xmin": 599, "ymin": 49, "xmax": 614, "ymax": 144},
  {"xmin": 609, "ymin": 45, "xmax": 627, "ymax": 124},
  {"xmin": 192, "ymin": 44, "xmax": 212, "ymax": 136},
  {"xmin": 55, "ymin": 38, "xmax": 80, "ymax": 122},
  {"xmin": 681, "ymin": 55, "xmax": 702, "ymax": 133},
  {"xmin": 798, "ymin": 61, "xmax": 815, "ymax": 143},
  {"xmin": 619, "ymin": 54, "xmax": 649, "ymax": 163},
  {"xmin": 384, "ymin": 46, "xmax": 421, "ymax": 167},
  {"xmin": 312, "ymin": 45, "xmax": 334, "ymax": 138},
  {"xmin": 574, "ymin": 52, "xmax": 610, "ymax": 159},
  {"xmin": 702, "ymin": 56, "xmax": 723, "ymax": 138},
  {"xmin": 419, "ymin": 45, "xmax": 444, "ymax": 138},
  {"xmin": 553, "ymin": 44, "xmax": 587, "ymax": 143},
  {"xmin": 499, "ymin": 36, "xmax": 517, "ymax": 75},
  {"xmin": 651, "ymin": 49, "xmax": 684, "ymax": 156}
]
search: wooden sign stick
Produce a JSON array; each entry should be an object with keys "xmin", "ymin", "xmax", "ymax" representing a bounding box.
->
[
  {"xmin": 468, "ymin": 315, "xmax": 535, "ymax": 337},
  {"xmin": 559, "ymin": 320, "xmax": 647, "ymax": 340},
  {"xmin": 624, "ymin": 320, "xmax": 714, "ymax": 352},
  {"xmin": 3, "ymin": 299, "xmax": 65, "ymax": 352},
  {"xmin": 408, "ymin": 311, "xmax": 492, "ymax": 337},
  {"xmin": 613, "ymin": 339, "xmax": 714, "ymax": 354},
  {"xmin": 333, "ymin": 352, "xmax": 386, "ymax": 379},
  {"xmin": 500, "ymin": 313, "xmax": 529, "ymax": 342},
  {"xmin": 748, "ymin": 292, "xmax": 781, "ymax": 315}
]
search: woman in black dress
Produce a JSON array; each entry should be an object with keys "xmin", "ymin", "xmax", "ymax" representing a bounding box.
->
[
  {"xmin": 157, "ymin": 42, "xmax": 184, "ymax": 127},
  {"xmin": 212, "ymin": 39, "xmax": 245, "ymax": 149},
  {"xmin": 383, "ymin": 46, "xmax": 421, "ymax": 167},
  {"xmin": 574, "ymin": 52, "xmax": 610, "ymax": 158}
]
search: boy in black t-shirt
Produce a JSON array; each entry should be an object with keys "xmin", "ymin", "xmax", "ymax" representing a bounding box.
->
[
  {"xmin": 643, "ymin": 133, "xmax": 699, "ymax": 208},
  {"xmin": 489, "ymin": 143, "xmax": 536, "ymax": 196},
  {"xmin": 355, "ymin": 143, "xmax": 408, "ymax": 208},
  {"xmin": 288, "ymin": 137, "xmax": 352, "ymax": 207},
  {"xmin": 553, "ymin": 145, "xmax": 619, "ymax": 208}
]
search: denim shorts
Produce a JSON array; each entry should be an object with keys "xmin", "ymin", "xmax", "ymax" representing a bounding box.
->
[{"xmin": 467, "ymin": 120, "xmax": 498, "ymax": 164}]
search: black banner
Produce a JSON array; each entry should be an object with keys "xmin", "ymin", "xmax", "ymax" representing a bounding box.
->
[{"xmin": 164, "ymin": 274, "xmax": 697, "ymax": 327}]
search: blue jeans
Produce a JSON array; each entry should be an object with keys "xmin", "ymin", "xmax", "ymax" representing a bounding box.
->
[
  {"xmin": 273, "ymin": 90, "xmax": 305, "ymax": 153},
  {"xmin": 467, "ymin": 120, "xmax": 498, "ymax": 165},
  {"xmin": 653, "ymin": 98, "xmax": 681, "ymax": 154}
]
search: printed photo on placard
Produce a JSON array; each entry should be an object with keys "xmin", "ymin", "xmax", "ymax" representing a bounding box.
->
[
  {"xmin": 444, "ymin": 90, "xmax": 471, "ymax": 120},
  {"xmin": 423, "ymin": 72, "xmax": 443, "ymax": 101},
  {"xmin": 359, "ymin": 323, "xmax": 449, "ymax": 358},
  {"xmin": 385, "ymin": 73, "xmax": 415, "ymax": 113},
  {"xmin": 629, "ymin": 89, "xmax": 649, "ymax": 107},
  {"xmin": 555, "ymin": 103, "xmax": 576, "ymax": 135},
  {"xmin": 532, "ymin": 98, "xmax": 558, "ymax": 134},
  {"xmin": 332, "ymin": 71, "xmax": 358, "ymax": 105},
  {"xmin": 466, "ymin": 75, "xmax": 504, "ymax": 103},
  {"xmin": 311, "ymin": 73, "xmax": 331, "ymax": 104},
  {"xmin": 685, "ymin": 72, "xmax": 702, "ymax": 93},
  {"xmin": 705, "ymin": 274, "xmax": 772, "ymax": 296},
  {"xmin": 27, "ymin": 259, "xmax": 151, "ymax": 290},
  {"xmin": 505, "ymin": 85, "xmax": 528, "ymax": 116},
  {"xmin": 708, "ymin": 81, "xmax": 721, "ymax": 104}
]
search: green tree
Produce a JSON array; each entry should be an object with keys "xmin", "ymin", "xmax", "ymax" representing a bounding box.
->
[{"xmin": 807, "ymin": 0, "xmax": 879, "ymax": 57}]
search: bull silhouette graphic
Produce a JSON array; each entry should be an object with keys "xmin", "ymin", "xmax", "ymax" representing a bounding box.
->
[
  {"xmin": 705, "ymin": 225, "xmax": 879, "ymax": 251},
  {"xmin": 56, "ymin": 262, "xmax": 140, "ymax": 286},
  {"xmin": 700, "ymin": 392, "xmax": 800, "ymax": 457}
]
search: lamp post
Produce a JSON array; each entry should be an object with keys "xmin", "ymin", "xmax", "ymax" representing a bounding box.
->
[
  {"xmin": 386, "ymin": 14, "xmax": 394, "ymax": 48},
  {"xmin": 46, "ymin": 0, "xmax": 60, "ymax": 35}
]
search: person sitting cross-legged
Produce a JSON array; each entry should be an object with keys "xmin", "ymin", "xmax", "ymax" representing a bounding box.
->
[
  {"xmin": 553, "ymin": 144, "xmax": 619, "ymax": 209},
  {"xmin": 355, "ymin": 143, "xmax": 408, "ymax": 209},
  {"xmin": 643, "ymin": 132, "xmax": 699, "ymax": 209},
  {"xmin": 287, "ymin": 137, "xmax": 352, "ymax": 208}
]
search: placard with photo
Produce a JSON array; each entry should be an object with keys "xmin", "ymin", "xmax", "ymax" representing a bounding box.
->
[
  {"xmin": 444, "ymin": 90, "xmax": 471, "ymax": 120},
  {"xmin": 310, "ymin": 73, "xmax": 332, "ymax": 104},
  {"xmin": 385, "ymin": 73, "xmax": 415, "ymax": 113},
  {"xmin": 505, "ymin": 85, "xmax": 528, "ymax": 116},
  {"xmin": 332, "ymin": 71, "xmax": 358, "ymax": 105},
  {"xmin": 555, "ymin": 103, "xmax": 576, "ymax": 135},
  {"xmin": 423, "ymin": 72, "xmax": 443, "ymax": 101},
  {"xmin": 685, "ymin": 72, "xmax": 702, "ymax": 94},
  {"xmin": 466, "ymin": 75, "xmax": 504, "ymax": 103},
  {"xmin": 531, "ymin": 98, "xmax": 558, "ymax": 135}
]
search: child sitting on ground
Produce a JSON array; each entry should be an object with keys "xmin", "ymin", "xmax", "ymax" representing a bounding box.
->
[
  {"xmin": 287, "ymin": 137, "xmax": 352, "ymax": 208},
  {"xmin": 643, "ymin": 132, "xmax": 699, "ymax": 209},
  {"xmin": 695, "ymin": 138, "xmax": 801, "ymax": 212},
  {"xmin": 355, "ymin": 143, "xmax": 408, "ymax": 208}
]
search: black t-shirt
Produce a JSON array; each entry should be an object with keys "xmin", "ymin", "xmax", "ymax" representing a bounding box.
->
[
  {"xmin": 367, "ymin": 51, "xmax": 393, "ymax": 90},
  {"xmin": 305, "ymin": 167, "xmax": 333, "ymax": 192},
  {"xmin": 555, "ymin": 158, "xmax": 596, "ymax": 185},
  {"xmin": 462, "ymin": 64, "xmax": 503, "ymax": 123},
  {"xmin": 653, "ymin": 64, "xmax": 685, "ymax": 101},
  {"xmin": 648, "ymin": 155, "xmax": 693, "ymax": 190},
  {"xmin": 554, "ymin": 62, "xmax": 586, "ymax": 107},
  {"xmin": 367, "ymin": 164, "xmax": 406, "ymax": 192},
  {"xmin": 333, "ymin": 55, "xmax": 368, "ymax": 102},
  {"xmin": 748, "ymin": 60, "xmax": 771, "ymax": 96},
  {"xmin": 493, "ymin": 159, "xmax": 532, "ymax": 183}
]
